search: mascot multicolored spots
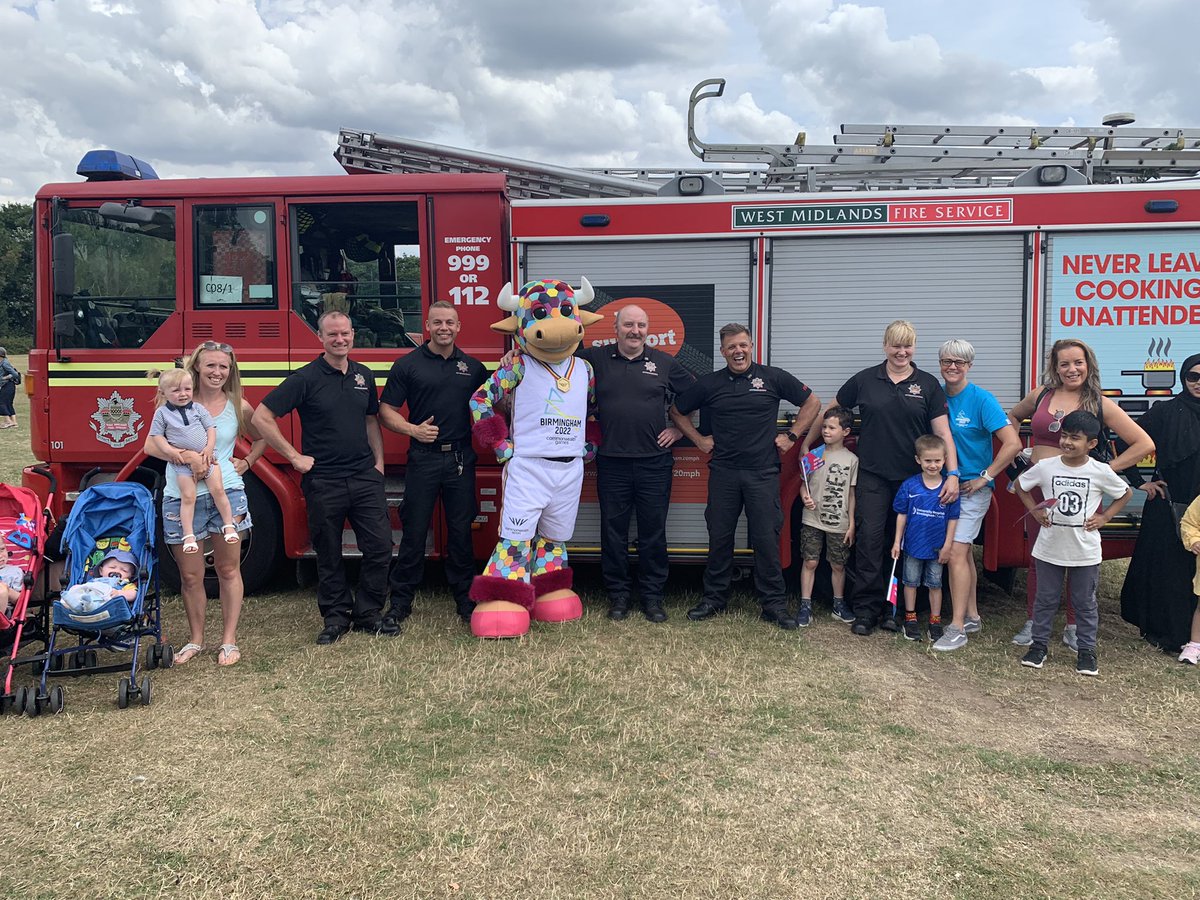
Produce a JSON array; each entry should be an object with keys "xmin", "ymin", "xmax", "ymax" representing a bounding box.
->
[{"xmin": 468, "ymin": 278, "xmax": 603, "ymax": 638}]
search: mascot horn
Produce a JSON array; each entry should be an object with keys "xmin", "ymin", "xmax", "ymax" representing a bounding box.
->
[{"xmin": 468, "ymin": 278, "xmax": 603, "ymax": 638}]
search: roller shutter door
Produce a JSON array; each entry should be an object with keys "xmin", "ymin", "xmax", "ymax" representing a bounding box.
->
[
  {"xmin": 524, "ymin": 240, "xmax": 754, "ymax": 554},
  {"xmin": 768, "ymin": 234, "xmax": 1026, "ymax": 408}
]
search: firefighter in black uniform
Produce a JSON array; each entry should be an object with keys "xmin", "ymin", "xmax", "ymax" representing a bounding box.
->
[
  {"xmin": 672, "ymin": 323, "xmax": 821, "ymax": 630},
  {"xmin": 579, "ymin": 304, "xmax": 698, "ymax": 622},
  {"xmin": 253, "ymin": 311, "xmax": 395, "ymax": 644},
  {"xmin": 380, "ymin": 300, "xmax": 488, "ymax": 623}
]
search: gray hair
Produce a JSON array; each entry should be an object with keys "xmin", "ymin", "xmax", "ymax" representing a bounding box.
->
[{"xmin": 939, "ymin": 339, "xmax": 975, "ymax": 364}]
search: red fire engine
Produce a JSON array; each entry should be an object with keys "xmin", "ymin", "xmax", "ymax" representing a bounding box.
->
[{"xmin": 25, "ymin": 80, "xmax": 1200, "ymax": 593}]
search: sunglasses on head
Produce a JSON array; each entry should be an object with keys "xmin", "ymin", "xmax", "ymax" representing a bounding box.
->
[
  {"xmin": 1185, "ymin": 371, "xmax": 1200, "ymax": 384},
  {"xmin": 199, "ymin": 340, "xmax": 233, "ymax": 353}
]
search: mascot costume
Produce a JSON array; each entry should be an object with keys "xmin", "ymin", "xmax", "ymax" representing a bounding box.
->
[{"xmin": 468, "ymin": 278, "xmax": 602, "ymax": 638}]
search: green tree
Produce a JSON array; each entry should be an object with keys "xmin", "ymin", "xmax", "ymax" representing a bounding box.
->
[{"xmin": 0, "ymin": 203, "xmax": 34, "ymax": 350}]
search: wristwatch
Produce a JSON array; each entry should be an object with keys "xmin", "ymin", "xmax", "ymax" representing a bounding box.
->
[
  {"xmin": 946, "ymin": 469, "xmax": 960, "ymax": 478},
  {"xmin": 980, "ymin": 469, "xmax": 995, "ymax": 486},
  {"xmin": 784, "ymin": 432, "xmax": 799, "ymax": 442}
]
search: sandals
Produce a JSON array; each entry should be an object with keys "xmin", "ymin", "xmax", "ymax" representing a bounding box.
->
[
  {"xmin": 182, "ymin": 534, "xmax": 199, "ymax": 554},
  {"xmin": 222, "ymin": 524, "xmax": 240, "ymax": 545},
  {"xmin": 175, "ymin": 642, "xmax": 204, "ymax": 664},
  {"xmin": 217, "ymin": 643, "xmax": 241, "ymax": 667}
]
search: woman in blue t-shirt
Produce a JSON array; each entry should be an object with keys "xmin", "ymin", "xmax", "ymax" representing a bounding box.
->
[
  {"xmin": 934, "ymin": 340, "xmax": 1022, "ymax": 651},
  {"xmin": 0, "ymin": 347, "xmax": 20, "ymax": 429}
]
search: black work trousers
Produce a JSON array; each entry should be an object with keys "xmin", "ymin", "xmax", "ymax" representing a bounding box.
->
[
  {"xmin": 702, "ymin": 465, "xmax": 785, "ymax": 610},
  {"xmin": 303, "ymin": 467, "xmax": 392, "ymax": 628},
  {"xmin": 389, "ymin": 446, "xmax": 477, "ymax": 614},
  {"xmin": 847, "ymin": 469, "xmax": 905, "ymax": 624},
  {"xmin": 597, "ymin": 453, "xmax": 673, "ymax": 606}
]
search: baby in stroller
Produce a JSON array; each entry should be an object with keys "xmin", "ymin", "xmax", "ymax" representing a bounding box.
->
[
  {"xmin": 59, "ymin": 542, "xmax": 138, "ymax": 613},
  {"xmin": 0, "ymin": 539, "xmax": 22, "ymax": 620}
]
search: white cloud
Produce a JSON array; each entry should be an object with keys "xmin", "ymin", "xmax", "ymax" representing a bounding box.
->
[{"xmin": 0, "ymin": 0, "xmax": 1197, "ymax": 204}]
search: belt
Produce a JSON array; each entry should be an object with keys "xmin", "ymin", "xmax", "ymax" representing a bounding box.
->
[
  {"xmin": 541, "ymin": 456, "xmax": 575, "ymax": 464},
  {"xmin": 411, "ymin": 440, "xmax": 463, "ymax": 453}
]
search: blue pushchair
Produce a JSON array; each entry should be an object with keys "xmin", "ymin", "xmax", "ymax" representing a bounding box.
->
[{"xmin": 33, "ymin": 481, "xmax": 171, "ymax": 714}]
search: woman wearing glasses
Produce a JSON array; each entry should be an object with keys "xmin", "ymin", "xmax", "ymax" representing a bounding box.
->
[
  {"xmin": 1120, "ymin": 352, "xmax": 1200, "ymax": 661},
  {"xmin": 143, "ymin": 341, "xmax": 266, "ymax": 666},
  {"xmin": 1006, "ymin": 338, "xmax": 1153, "ymax": 648},
  {"xmin": 932, "ymin": 341, "xmax": 1022, "ymax": 651}
]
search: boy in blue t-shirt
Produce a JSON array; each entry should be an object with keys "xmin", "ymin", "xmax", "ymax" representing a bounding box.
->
[{"xmin": 892, "ymin": 434, "xmax": 961, "ymax": 641}]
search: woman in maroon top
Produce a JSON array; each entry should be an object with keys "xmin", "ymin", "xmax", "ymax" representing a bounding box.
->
[{"xmin": 1006, "ymin": 338, "xmax": 1153, "ymax": 648}]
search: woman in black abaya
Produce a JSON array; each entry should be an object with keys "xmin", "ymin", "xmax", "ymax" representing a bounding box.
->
[{"xmin": 1120, "ymin": 352, "xmax": 1200, "ymax": 652}]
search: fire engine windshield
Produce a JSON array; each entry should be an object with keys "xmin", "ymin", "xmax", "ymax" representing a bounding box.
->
[
  {"xmin": 53, "ymin": 205, "xmax": 176, "ymax": 350},
  {"xmin": 291, "ymin": 201, "xmax": 421, "ymax": 349}
]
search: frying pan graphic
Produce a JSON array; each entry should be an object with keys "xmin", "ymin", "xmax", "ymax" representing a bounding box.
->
[{"xmin": 1121, "ymin": 368, "xmax": 1176, "ymax": 390}]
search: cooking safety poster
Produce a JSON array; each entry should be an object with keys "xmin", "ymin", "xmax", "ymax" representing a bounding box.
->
[{"xmin": 1047, "ymin": 231, "xmax": 1200, "ymax": 407}]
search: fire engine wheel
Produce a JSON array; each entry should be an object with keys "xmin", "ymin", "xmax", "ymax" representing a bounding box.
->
[{"xmin": 158, "ymin": 473, "xmax": 282, "ymax": 598}]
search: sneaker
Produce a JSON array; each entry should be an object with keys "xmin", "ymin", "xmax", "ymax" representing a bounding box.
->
[
  {"xmin": 902, "ymin": 620, "xmax": 921, "ymax": 641},
  {"xmin": 964, "ymin": 616, "xmax": 982, "ymax": 634},
  {"xmin": 880, "ymin": 615, "xmax": 901, "ymax": 633},
  {"xmin": 928, "ymin": 622, "xmax": 944, "ymax": 642},
  {"xmin": 831, "ymin": 600, "xmax": 855, "ymax": 623},
  {"xmin": 1021, "ymin": 644, "xmax": 1047, "ymax": 669},
  {"xmin": 796, "ymin": 601, "xmax": 812, "ymax": 628},
  {"xmin": 1062, "ymin": 624, "xmax": 1079, "ymax": 653},
  {"xmin": 1012, "ymin": 619, "xmax": 1034, "ymax": 646},
  {"xmin": 1179, "ymin": 642, "xmax": 1200, "ymax": 665},
  {"xmin": 1076, "ymin": 648, "xmax": 1099, "ymax": 676},
  {"xmin": 933, "ymin": 624, "xmax": 968, "ymax": 652}
]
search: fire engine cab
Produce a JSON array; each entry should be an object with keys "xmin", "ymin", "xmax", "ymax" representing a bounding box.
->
[{"xmin": 26, "ymin": 78, "xmax": 1200, "ymax": 593}]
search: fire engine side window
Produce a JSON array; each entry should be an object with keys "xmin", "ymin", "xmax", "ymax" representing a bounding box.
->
[
  {"xmin": 54, "ymin": 206, "xmax": 176, "ymax": 350},
  {"xmin": 194, "ymin": 206, "xmax": 277, "ymax": 308},
  {"xmin": 290, "ymin": 201, "xmax": 422, "ymax": 349}
]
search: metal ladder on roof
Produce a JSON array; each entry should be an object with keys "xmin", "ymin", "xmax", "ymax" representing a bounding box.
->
[
  {"xmin": 335, "ymin": 79, "xmax": 1200, "ymax": 198},
  {"xmin": 686, "ymin": 78, "xmax": 1200, "ymax": 191}
]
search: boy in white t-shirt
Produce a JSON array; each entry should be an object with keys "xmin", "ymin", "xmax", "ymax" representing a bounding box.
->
[{"xmin": 1015, "ymin": 409, "xmax": 1131, "ymax": 676}]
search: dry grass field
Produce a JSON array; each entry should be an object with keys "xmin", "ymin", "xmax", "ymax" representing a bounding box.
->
[{"xmin": 2, "ymin": 356, "xmax": 1199, "ymax": 899}]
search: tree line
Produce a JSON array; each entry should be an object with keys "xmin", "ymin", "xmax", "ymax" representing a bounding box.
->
[{"xmin": 0, "ymin": 203, "xmax": 34, "ymax": 353}]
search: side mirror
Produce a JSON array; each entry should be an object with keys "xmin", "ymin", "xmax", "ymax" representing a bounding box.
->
[{"xmin": 52, "ymin": 232, "xmax": 75, "ymax": 298}]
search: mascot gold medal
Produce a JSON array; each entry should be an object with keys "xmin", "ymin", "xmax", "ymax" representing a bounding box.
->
[{"xmin": 532, "ymin": 356, "xmax": 575, "ymax": 392}]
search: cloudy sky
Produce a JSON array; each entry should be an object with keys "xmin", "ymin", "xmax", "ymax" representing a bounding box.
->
[{"xmin": 2, "ymin": 0, "xmax": 1198, "ymax": 203}]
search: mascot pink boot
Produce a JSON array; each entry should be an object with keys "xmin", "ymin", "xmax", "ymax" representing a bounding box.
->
[{"xmin": 468, "ymin": 278, "xmax": 602, "ymax": 638}]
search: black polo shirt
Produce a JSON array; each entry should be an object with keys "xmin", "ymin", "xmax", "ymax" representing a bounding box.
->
[
  {"xmin": 380, "ymin": 342, "xmax": 488, "ymax": 446},
  {"xmin": 262, "ymin": 355, "xmax": 380, "ymax": 478},
  {"xmin": 578, "ymin": 345, "xmax": 696, "ymax": 457},
  {"xmin": 675, "ymin": 362, "xmax": 811, "ymax": 471},
  {"xmin": 836, "ymin": 362, "xmax": 948, "ymax": 481}
]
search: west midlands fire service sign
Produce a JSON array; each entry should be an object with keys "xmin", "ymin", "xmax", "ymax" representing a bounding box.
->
[{"xmin": 731, "ymin": 199, "xmax": 1013, "ymax": 229}]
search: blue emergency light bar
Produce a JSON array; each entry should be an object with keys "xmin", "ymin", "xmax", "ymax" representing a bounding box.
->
[{"xmin": 76, "ymin": 150, "xmax": 160, "ymax": 182}]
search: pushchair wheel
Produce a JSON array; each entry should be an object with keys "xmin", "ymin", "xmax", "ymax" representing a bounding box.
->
[
  {"xmin": 49, "ymin": 653, "xmax": 65, "ymax": 673},
  {"xmin": 1, "ymin": 691, "xmax": 13, "ymax": 715},
  {"xmin": 47, "ymin": 686, "xmax": 64, "ymax": 714},
  {"xmin": 140, "ymin": 675, "xmax": 152, "ymax": 706},
  {"xmin": 85, "ymin": 649, "xmax": 98, "ymax": 669},
  {"xmin": 11, "ymin": 685, "xmax": 26, "ymax": 715},
  {"xmin": 117, "ymin": 677, "xmax": 130, "ymax": 710},
  {"xmin": 23, "ymin": 690, "xmax": 40, "ymax": 717},
  {"xmin": 146, "ymin": 645, "xmax": 158, "ymax": 670},
  {"xmin": 161, "ymin": 645, "xmax": 174, "ymax": 669}
]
